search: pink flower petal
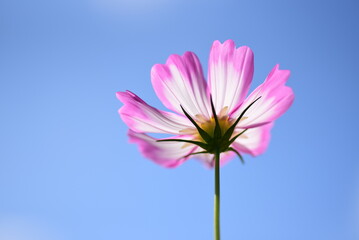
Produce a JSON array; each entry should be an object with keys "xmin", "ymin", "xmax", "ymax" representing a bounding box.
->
[
  {"xmin": 195, "ymin": 151, "xmax": 235, "ymax": 168},
  {"xmin": 232, "ymin": 123, "xmax": 273, "ymax": 156},
  {"xmin": 117, "ymin": 91, "xmax": 191, "ymax": 134},
  {"xmin": 234, "ymin": 65, "xmax": 294, "ymax": 128},
  {"xmin": 151, "ymin": 52, "xmax": 211, "ymax": 118},
  {"xmin": 208, "ymin": 40, "xmax": 254, "ymax": 114},
  {"xmin": 128, "ymin": 130, "xmax": 197, "ymax": 168}
]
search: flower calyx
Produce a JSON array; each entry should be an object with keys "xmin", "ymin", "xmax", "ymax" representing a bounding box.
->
[{"xmin": 157, "ymin": 96, "xmax": 261, "ymax": 163}]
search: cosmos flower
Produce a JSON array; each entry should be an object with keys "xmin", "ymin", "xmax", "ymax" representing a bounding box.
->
[{"xmin": 117, "ymin": 40, "xmax": 294, "ymax": 168}]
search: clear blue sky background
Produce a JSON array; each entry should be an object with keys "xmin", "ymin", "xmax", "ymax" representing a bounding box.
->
[{"xmin": 1, "ymin": 0, "xmax": 359, "ymax": 239}]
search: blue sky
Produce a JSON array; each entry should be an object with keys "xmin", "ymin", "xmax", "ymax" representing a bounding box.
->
[{"xmin": 1, "ymin": 0, "xmax": 359, "ymax": 239}]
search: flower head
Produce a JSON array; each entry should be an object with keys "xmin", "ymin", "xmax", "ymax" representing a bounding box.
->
[{"xmin": 117, "ymin": 40, "xmax": 294, "ymax": 168}]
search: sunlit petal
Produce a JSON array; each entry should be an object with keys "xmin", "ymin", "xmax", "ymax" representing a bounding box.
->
[
  {"xmin": 128, "ymin": 130, "xmax": 197, "ymax": 168},
  {"xmin": 117, "ymin": 91, "xmax": 191, "ymax": 134},
  {"xmin": 208, "ymin": 40, "xmax": 254, "ymax": 114},
  {"xmin": 151, "ymin": 52, "xmax": 211, "ymax": 118},
  {"xmin": 234, "ymin": 65, "xmax": 294, "ymax": 128}
]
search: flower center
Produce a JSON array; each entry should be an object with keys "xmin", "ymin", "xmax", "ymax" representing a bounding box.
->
[
  {"xmin": 198, "ymin": 116, "xmax": 232, "ymax": 139},
  {"xmin": 159, "ymin": 97, "xmax": 261, "ymax": 160},
  {"xmin": 179, "ymin": 106, "xmax": 247, "ymax": 145}
]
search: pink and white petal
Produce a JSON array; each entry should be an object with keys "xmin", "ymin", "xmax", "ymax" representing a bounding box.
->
[
  {"xmin": 128, "ymin": 130, "xmax": 197, "ymax": 168},
  {"xmin": 117, "ymin": 91, "xmax": 192, "ymax": 134},
  {"xmin": 232, "ymin": 123, "xmax": 273, "ymax": 156},
  {"xmin": 208, "ymin": 40, "xmax": 254, "ymax": 115},
  {"xmin": 195, "ymin": 151, "xmax": 235, "ymax": 168},
  {"xmin": 234, "ymin": 65, "xmax": 294, "ymax": 128},
  {"xmin": 151, "ymin": 51, "xmax": 211, "ymax": 118}
]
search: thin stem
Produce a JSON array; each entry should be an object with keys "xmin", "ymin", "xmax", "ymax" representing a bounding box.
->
[{"xmin": 214, "ymin": 149, "xmax": 221, "ymax": 240}]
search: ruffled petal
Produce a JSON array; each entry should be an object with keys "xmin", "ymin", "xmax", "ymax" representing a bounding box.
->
[
  {"xmin": 151, "ymin": 52, "xmax": 211, "ymax": 118},
  {"xmin": 232, "ymin": 123, "xmax": 273, "ymax": 156},
  {"xmin": 234, "ymin": 65, "xmax": 294, "ymax": 128},
  {"xmin": 128, "ymin": 130, "xmax": 197, "ymax": 168},
  {"xmin": 117, "ymin": 91, "xmax": 191, "ymax": 134},
  {"xmin": 208, "ymin": 40, "xmax": 254, "ymax": 115}
]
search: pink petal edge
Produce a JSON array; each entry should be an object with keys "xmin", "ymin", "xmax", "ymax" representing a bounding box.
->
[
  {"xmin": 128, "ymin": 130, "xmax": 197, "ymax": 168},
  {"xmin": 233, "ymin": 123, "xmax": 274, "ymax": 156},
  {"xmin": 234, "ymin": 64, "xmax": 294, "ymax": 128},
  {"xmin": 117, "ymin": 91, "xmax": 191, "ymax": 134}
]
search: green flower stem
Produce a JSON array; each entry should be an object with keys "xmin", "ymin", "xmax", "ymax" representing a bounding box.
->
[{"xmin": 214, "ymin": 149, "xmax": 221, "ymax": 240}]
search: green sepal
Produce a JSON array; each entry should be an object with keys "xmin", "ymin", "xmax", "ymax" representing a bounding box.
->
[
  {"xmin": 179, "ymin": 150, "xmax": 209, "ymax": 160},
  {"xmin": 210, "ymin": 96, "xmax": 222, "ymax": 139},
  {"xmin": 157, "ymin": 138, "xmax": 208, "ymax": 150},
  {"xmin": 189, "ymin": 150, "xmax": 209, "ymax": 156},
  {"xmin": 180, "ymin": 105, "xmax": 212, "ymax": 143},
  {"xmin": 222, "ymin": 96, "xmax": 261, "ymax": 144},
  {"xmin": 228, "ymin": 147, "xmax": 245, "ymax": 164},
  {"xmin": 227, "ymin": 129, "xmax": 248, "ymax": 146}
]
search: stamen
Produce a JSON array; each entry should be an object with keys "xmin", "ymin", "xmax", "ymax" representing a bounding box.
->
[
  {"xmin": 195, "ymin": 114, "xmax": 207, "ymax": 123},
  {"xmin": 179, "ymin": 128, "xmax": 197, "ymax": 134},
  {"xmin": 219, "ymin": 106, "xmax": 229, "ymax": 118}
]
